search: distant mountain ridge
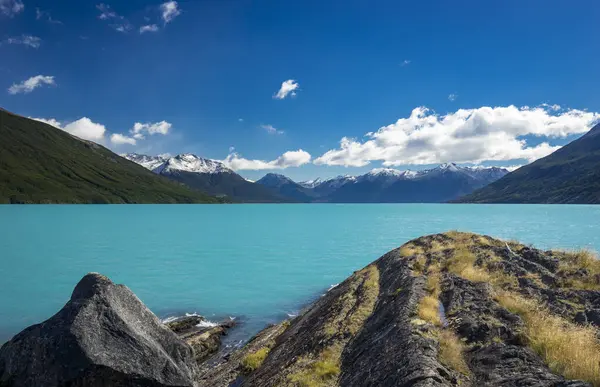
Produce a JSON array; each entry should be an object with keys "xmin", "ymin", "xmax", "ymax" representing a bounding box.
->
[
  {"xmin": 258, "ymin": 163, "xmax": 509, "ymax": 203},
  {"xmin": 126, "ymin": 152, "xmax": 509, "ymax": 203},
  {"xmin": 124, "ymin": 153, "xmax": 286, "ymax": 203},
  {"xmin": 456, "ymin": 122, "xmax": 600, "ymax": 203}
]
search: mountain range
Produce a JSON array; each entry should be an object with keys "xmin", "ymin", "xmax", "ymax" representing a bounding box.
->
[
  {"xmin": 126, "ymin": 153, "xmax": 510, "ymax": 203},
  {"xmin": 123, "ymin": 153, "xmax": 286, "ymax": 203},
  {"xmin": 457, "ymin": 122, "xmax": 600, "ymax": 203},
  {"xmin": 0, "ymin": 109, "xmax": 219, "ymax": 204}
]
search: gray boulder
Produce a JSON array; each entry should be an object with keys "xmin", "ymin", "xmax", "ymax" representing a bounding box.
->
[{"xmin": 0, "ymin": 273, "xmax": 199, "ymax": 387}]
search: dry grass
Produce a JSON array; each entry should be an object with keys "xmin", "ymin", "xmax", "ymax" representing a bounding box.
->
[
  {"xmin": 400, "ymin": 243, "xmax": 425, "ymax": 257},
  {"xmin": 495, "ymin": 290, "xmax": 600, "ymax": 385},
  {"xmin": 446, "ymin": 246, "xmax": 491, "ymax": 283},
  {"xmin": 287, "ymin": 348, "xmax": 341, "ymax": 387},
  {"xmin": 289, "ymin": 265, "xmax": 380, "ymax": 386},
  {"xmin": 413, "ymin": 255, "xmax": 427, "ymax": 274},
  {"xmin": 241, "ymin": 347, "xmax": 270, "ymax": 373},
  {"xmin": 556, "ymin": 249, "xmax": 600, "ymax": 290},
  {"xmin": 438, "ymin": 330, "xmax": 469, "ymax": 375},
  {"xmin": 418, "ymin": 295, "xmax": 443, "ymax": 327}
]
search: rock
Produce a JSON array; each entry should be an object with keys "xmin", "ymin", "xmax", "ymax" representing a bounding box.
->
[
  {"xmin": 167, "ymin": 315, "xmax": 205, "ymax": 334},
  {"xmin": 0, "ymin": 273, "xmax": 198, "ymax": 387},
  {"xmin": 167, "ymin": 316, "xmax": 238, "ymax": 366}
]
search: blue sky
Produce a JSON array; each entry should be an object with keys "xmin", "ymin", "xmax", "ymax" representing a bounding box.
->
[{"xmin": 1, "ymin": 0, "xmax": 599, "ymax": 181}]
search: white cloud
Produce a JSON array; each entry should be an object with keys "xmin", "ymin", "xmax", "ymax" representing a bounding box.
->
[
  {"xmin": 401, "ymin": 59, "xmax": 411, "ymax": 66},
  {"xmin": 314, "ymin": 105, "xmax": 600, "ymax": 167},
  {"xmin": 223, "ymin": 149, "xmax": 311, "ymax": 170},
  {"xmin": 0, "ymin": 0, "xmax": 24, "ymax": 17},
  {"xmin": 448, "ymin": 93, "xmax": 458, "ymax": 102},
  {"xmin": 32, "ymin": 117, "xmax": 107, "ymax": 141},
  {"xmin": 160, "ymin": 1, "xmax": 180, "ymax": 23},
  {"xmin": 140, "ymin": 24, "xmax": 159, "ymax": 33},
  {"xmin": 131, "ymin": 121, "xmax": 172, "ymax": 139},
  {"xmin": 110, "ymin": 133, "xmax": 137, "ymax": 145},
  {"xmin": 32, "ymin": 117, "xmax": 62, "ymax": 128},
  {"xmin": 36, "ymin": 8, "xmax": 62, "ymax": 24},
  {"xmin": 63, "ymin": 118, "xmax": 107, "ymax": 141},
  {"xmin": 96, "ymin": 3, "xmax": 131, "ymax": 32},
  {"xmin": 261, "ymin": 124, "xmax": 284, "ymax": 135},
  {"xmin": 8, "ymin": 75, "xmax": 55, "ymax": 94},
  {"xmin": 96, "ymin": 3, "xmax": 116, "ymax": 19},
  {"xmin": 274, "ymin": 79, "xmax": 299, "ymax": 99},
  {"xmin": 3, "ymin": 35, "xmax": 41, "ymax": 48},
  {"xmin": 505, "ymin": 165, "xmax": 523, "ymax": 172},
  {"xmin": 238, "ymin": 118, "xmax": 244, "ymax": 122}
]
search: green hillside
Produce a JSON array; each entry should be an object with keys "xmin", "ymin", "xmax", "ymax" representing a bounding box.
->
[
  {"xmin": 456, "ymin": 123, "xmax": 600, "ymax": 203},
  {"xmin": 0, "ymin": 109, "xmax": 220, "ymax": 204}
]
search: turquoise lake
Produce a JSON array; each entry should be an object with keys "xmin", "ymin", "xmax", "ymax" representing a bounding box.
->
[{"xmin": 1, "ymin": 204, "xmax": 600, "ymax": 344}]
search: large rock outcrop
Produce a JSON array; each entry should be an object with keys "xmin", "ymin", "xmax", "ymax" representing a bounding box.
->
[
  {"xmin": 200, "ymin": 232, "xmax": 599, "ymax": 386},
  {"xmin": 0, "ymin": 273, "xmax": 198, "ymax": 387}
]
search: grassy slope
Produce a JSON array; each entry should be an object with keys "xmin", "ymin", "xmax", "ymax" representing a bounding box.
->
[
  {"xmin": 0, "ymin": 110, "xmax": 219, "ymax": 204},
  {"xmin": 456, "ymin": 123, "xmax": 600, "ymax": 203}
]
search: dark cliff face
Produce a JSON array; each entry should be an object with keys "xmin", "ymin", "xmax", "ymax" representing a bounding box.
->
[
  {"xmin": 3, "ymin": 234, "xmax": 600, "ymax": 387},
  {"xmin": 203, "ymin": 232, "xmax": 600, "ymax": 386}
]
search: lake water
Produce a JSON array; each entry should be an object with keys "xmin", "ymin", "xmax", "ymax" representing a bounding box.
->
[{"xmin": 1, "ymin": 204, "xmax": 600, "ymax": 344}]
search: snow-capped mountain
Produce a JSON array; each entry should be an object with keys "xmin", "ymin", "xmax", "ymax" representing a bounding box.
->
[
  {"xmin": 123, "ymin": 153, "xmax": 168, "ymax": 172},
  {"xmin": 272, "ymin": 163, "xmax": 510, "ymax": 203},
  {"xmin": 122, "ymin": 153, "xmax": 285, "ymax": 203},
  {"xmin": 123, "ymin": 153, "xmax": 233, "ymax": 175}
]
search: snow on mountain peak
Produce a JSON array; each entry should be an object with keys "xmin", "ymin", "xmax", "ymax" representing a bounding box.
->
[
  {"xmin": 123, "ymin": 153, "xmax": 233, "ymax": 175},
  {"xmin": 368, "ymin": 168, "xmax": 404, "ymax": 177}
]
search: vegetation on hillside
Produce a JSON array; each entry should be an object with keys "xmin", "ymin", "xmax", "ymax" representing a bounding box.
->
[
  {"xmin": 456, "ymin": 123, "xmax": 600, "ymax": 203},
  {"xmin": 0, "ymin": 110, "xmax": 220, "ymax": 204}
]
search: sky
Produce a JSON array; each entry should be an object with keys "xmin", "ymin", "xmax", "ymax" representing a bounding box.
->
[{"xmin": 1, "ymin": 0, "xmax": 600, "ymax": 182}]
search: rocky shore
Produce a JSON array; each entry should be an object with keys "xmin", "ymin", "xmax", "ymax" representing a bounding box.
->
[{"xmin": 2, "ymin": 232, "xmax": 600, "ymax": 386}]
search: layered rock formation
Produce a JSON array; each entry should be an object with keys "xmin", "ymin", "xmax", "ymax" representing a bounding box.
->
[{"xmin": 2, "ymin": 233, "xmax": 600, "ymax": 386}]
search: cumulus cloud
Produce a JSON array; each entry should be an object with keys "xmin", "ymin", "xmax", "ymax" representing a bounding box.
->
[
  {"xmin": 110, "ymin": 133, "xmax": 136, "ymax": 145},
  {"xmin": 131, "ymin": 121, "xmax": 171, "ymax": 139},
  {"xmin": 160, "ymin": 1, "xmax": 180, "ymax": 23},
  {"xmin": 32, "ymin": 117, "xmax": 107, "ymax": 141},
  {"xmin": 8, "ymin": 75, "xmax": 55, "ymax": 94},
  {"xmin": 139, "ymin": 24, "xmax": 158, "ymax": 33},
  {"xmin": 0, "ymin": 0, "xmax": 24, "ymax": 17},
  {"xmin": 274, "ymin": 79, "xmax": 299, "ymax": 99},
  {"xmin": 314, "ymin": 105, "xmax": 600, "ymax": 167},
  {"xmin": 3, "ymin": 35, "xmax": 41, "ymax": 48},
  {"xmin": 400, "ymin": 59, "xmax": 411, "ymax": 66},
  {"xmin": 261, "ymin": 124, "xmax": 284, "ymax": 135},
  {"xmin": 448, "ymin": 93, "xmax": 458, "ymax": 102},
  {"xmin": 223, "ymin": 149, "xmax": 311, "ymax": 170},
  {"xmin": 31, "ymin": 116, "xmax": 172, "ymax": 146}
]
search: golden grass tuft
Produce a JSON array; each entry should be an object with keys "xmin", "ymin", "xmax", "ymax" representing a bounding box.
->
[
  {"xmin": 556, "ymin": 249, "xmax": 600, "ymax": 290},
  {"xmin": 287, "ymin": 348, "xmax": 341, "ymax": 387},
  {"xmin": 445, "ymin": 246, "xmax": 491, "ymax": 283},
  {"xmin": 438, "ymin": 330, "xmax": 470, "ymax": 375},
  {"xmin": 418, "ymin": 295, "xmax": 443, "ymax": 327},
  {"xmin": 400, "ymin": 243, "xmax": 425, "ymax": 257},
  {"xmin": 241, "ymin": 347, "xmax": 270, "ymax": 373},
  {"xmin": 495, "ymin": 290, "xmax": 600, "ymax": 385}
]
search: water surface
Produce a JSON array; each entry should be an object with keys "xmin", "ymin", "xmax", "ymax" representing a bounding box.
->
[{"xmin": 1, "ymin": 204, "xmax": 599, "ymax": 343}]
